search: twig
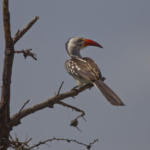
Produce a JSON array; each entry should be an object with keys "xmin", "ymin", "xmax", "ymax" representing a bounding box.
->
[
  {"xmin": 57, "ymin": 81, "xmax": 64, "ymax": 95},
  {"xmin": 27, "ymin": 137, "xmax": 98, "ymax": 150},
  {"xmin": 57, "ymin": 101, "xmax": 86, "ymax": 121},
  {"xmin": 13, "ymin": 16, "xmax": 40, "ymax": 45},
  {"xmin": 7, "ymin": 135, "xmax": 98, "ymax": 150},
  {"xmin": 16, "ymin": 138, "xmax": 32, "ymax": 150},
  {"xmin": 26, "ymin": 138, "xmax": 32, "ymax": 146},
  {"xmin": 19, "ymin": 99, "xmax": 30, "ymax": 115},
  {"xmin": 9, "ymin": 134, "xmax": 32, "ymax": 149},
  {"xmin": 87, "ymin": 139, "xmax": 98, "ymax": 149},
  {"xmin": 57, "ymin": 101, "xmax": 86, "ymax": 132},
  {"xmin": 57, "ymin": 101, "xmax": 85, "ymax": 116},
  {"xmin": 14, "ymin": 49, "xmax": 37, "ymax": 60}
]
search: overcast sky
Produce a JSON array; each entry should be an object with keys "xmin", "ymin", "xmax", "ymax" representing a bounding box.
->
[{"xmin": 0, "ymin": 0, "xmax": 150, "ymax": 150}]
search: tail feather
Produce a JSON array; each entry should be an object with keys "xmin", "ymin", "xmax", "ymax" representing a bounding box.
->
[{"xmin": 93, "ymin": 80, "xmax": 125, "ymax": 106}]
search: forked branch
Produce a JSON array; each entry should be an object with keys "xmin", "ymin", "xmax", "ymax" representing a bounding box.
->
[
  {"xmin": 13, "ymin": 16, "xmax": 40, "ymax": 45},
  {"xmin": 14, "ymin": 49, "xmax": 37, "ymax": 60},
  {"xmin": 57, "ymin": 101, "xmax": 86, "ymax": 132},
  {"xmin": 10, "ymin": 83, "xmax": 94, "ymax": 128}
]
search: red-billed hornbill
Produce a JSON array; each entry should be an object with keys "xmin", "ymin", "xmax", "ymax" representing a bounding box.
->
[{"xmin": 65, "ymin": 37, "xmax": 125, "ymax": 106}]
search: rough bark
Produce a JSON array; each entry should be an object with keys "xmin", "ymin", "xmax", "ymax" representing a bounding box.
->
[{"xmin": 0, "ymin": 0, "xmax": 14, "ymax": 149}]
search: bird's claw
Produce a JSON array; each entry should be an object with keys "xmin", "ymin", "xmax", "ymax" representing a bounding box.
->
[
  {"xmin": 102, "ymin": 76, "xmax": 106, "ymax": 81},
  {"xmin": 71, "ymin": 86, "xmax": 79, "ymax": 91}
]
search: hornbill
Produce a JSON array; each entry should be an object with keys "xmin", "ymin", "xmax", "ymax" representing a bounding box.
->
[{"xmin": 65, "ymin": 37, "xmax": 125, "ymax": 106}]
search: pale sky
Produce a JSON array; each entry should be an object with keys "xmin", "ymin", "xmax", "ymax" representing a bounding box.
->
[{"xmin": 0, "ymin": 0, "xmax": 150, "ymax": 150}]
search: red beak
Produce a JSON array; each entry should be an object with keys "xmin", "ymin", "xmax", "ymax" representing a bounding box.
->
[{"xmin": 83, "ymin": 39, "xmax": 103, "ymax": 48}]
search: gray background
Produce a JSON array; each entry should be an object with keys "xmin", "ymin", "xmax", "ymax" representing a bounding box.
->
[{"xmin": 0, "ymin": 0, "xmax": 150, "ymax": 150}]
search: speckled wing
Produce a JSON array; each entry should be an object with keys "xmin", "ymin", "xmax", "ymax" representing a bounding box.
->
[
  {"xmin": 65, "ymin": 57, "xmax": 125, "ymax": 106},
  {"xmin": 82, "ymin": 57, "xmax": 102, "ymax": 80},
  {"xmin": 65, "ymin": 57, "xmax": 102, "ymax": 81}
]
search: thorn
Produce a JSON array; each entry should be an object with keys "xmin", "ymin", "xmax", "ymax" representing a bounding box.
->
[
  {"xmin": 82, "ymin": 116, "xmax": 87, "ymax": 122},
  {"xmin": 76, "ymin": 126, "xmax": 82, "ymax": 132},
  {"xmin": 57, "ymin": 81, "xmax": 64, "ymax": 95}
]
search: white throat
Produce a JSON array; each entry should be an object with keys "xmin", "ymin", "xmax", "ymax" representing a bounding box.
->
[{"xmin": 66, "ymin": 39, "xmax": 82, "ymax": 59}]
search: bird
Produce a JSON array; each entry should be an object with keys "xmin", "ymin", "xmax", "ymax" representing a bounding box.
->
[{"xmin": 65, "ymin": 37, "xmax": 125, "ymax": 106}]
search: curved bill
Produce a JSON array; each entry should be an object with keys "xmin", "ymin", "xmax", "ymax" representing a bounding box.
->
[{"xmin": 83, "ymin": 39, "xmax": 103, "ymax": 48}]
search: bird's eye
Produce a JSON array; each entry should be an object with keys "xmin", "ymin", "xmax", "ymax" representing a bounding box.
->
[
  {"xmin": 77, "ymin": 39, "xmax": 83, "ymax": 46},
  {"xmin": 77, "ymin": 39, "xmax": 82, "ymax": 42}
]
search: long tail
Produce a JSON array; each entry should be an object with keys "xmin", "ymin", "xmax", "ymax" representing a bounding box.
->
[{"xmin": 93, "ymin": 80, "xmax": 125, "ymax": 106}]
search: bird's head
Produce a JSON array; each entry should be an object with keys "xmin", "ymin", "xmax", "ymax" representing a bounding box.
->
[{"xmin": 66, "ymin": 37, "xmax": 103, "ymax": 58}]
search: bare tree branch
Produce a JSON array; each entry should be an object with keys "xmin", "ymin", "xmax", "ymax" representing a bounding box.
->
[
  {"xmin": 0, "ymin": 0, "xmax": 15, "ymax": 149},
  {"xmin": 13, "ymin": 16, "xmax": 40, "ymax": 45},
  {"xmin": 14, "ymin": 49, "xmax": 37, "ymax": 60},
  {"xmin": 19, "ymin": 99, "xmax": 30, "ymax": 115},
  {"xmin": 4, "ymin": 135, "xmax": 98, "ymax": 150},
  {"xmin": 57, "ymin": 101, "xmax": 86, "ymax": 132},
  {"xmin": 16, "ymin": 138, "xmax": 32, "ymax": 150},
  {"xmin": 27, "ymin": 137, "xmax": 98, "ymax": 150},
  {"xmin": 10, "ymin": 83, "xmax": 94, "ymax": 128},
  {"xmin": 4, "ymin": 134, "xmax": 32, "ymax": 149},
  {"xmin": 57, "ymin": 101, "xmax": 85, "ymax": 116},
  {"xmin": 57, "ymin": 101, "xmax": 86, "ymax": 120},
  {"xmin": 57, "ymin": 81, "xmax": 64, "ymax": 95}
]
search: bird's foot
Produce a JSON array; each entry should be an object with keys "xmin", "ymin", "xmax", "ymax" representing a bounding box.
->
[
  {"xmin": 87, "ymin": 83, "xmax": 93, "ymax": 90},
  {"xmin": 101, "ymin": 76, "xmax": 106, "ymax": 81},
  {"xmin": 71, "ymin": 85, "xmax": 79, "ymax": 91}
]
